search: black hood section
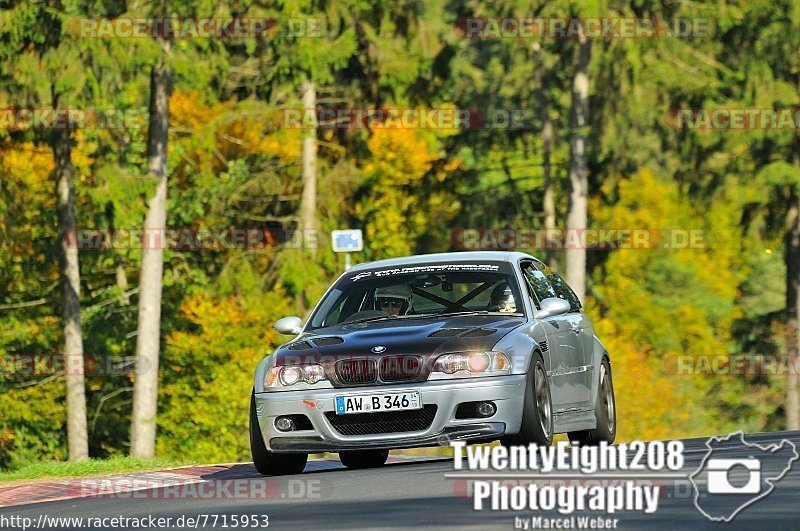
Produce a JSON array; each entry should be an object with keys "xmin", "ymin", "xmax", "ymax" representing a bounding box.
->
[{"xmin": 275, "ymin": 314, "xmax": 524, "ymax": 365}]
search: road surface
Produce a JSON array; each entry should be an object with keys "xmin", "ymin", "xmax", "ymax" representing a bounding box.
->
[{"xmin": 1, "ymin": 431, "xmax": 798, "ymax": 530}]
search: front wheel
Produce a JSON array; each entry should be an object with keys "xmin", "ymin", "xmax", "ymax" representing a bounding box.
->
[
  {"xmin": 339, "ymin": 449, "xmax": 389, "ymax": 469},
  {"xmin": 501, "ymin": 352, "xmax": 553, "ymax": 447},
  {"xmin": 568, "ymin": 357, "xmax": 616, "ymax": 445},
  {"xmin": 249, "ymin": 391, "xmax": 308, "ymax": 475}
]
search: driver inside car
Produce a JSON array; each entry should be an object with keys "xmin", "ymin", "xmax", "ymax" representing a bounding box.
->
[
  {"xmin": 487, "ymin": 283, "xmax": 517, "ymax": 313},
  {"xmin": 375, "ymin": 284, "xmax": 414, "ymax": 316}
]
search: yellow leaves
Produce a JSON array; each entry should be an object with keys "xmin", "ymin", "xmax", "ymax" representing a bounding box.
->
[
  {"xmin": 596, "ymin": 169, "xmax": 681, "ymax": 230},
  {"xmin": 0, "ymin": 378, "xmax": 66, "ymax": 465},
  {"xmin": 171, "ymin": 91, "xmax": 225, "ymax": 131},
  {"xmin": 157, "ymin": 288, "xmax": 293, "ymax": 462},
  {"xmin": 366, "ymin": 127, "xmax": 436, "ymax": 186},
  {"xmin": 177, "ymin": 293, "xmax": 254, "ymax": 343},
  {"xmin": 0, "ymin": 142, "xmax": 60, "ymax": 265},
  {"xmin": 0, "ymin": 142, "xmax": 54, "ymax": 200},
  {"xmin": 0, "ymin": 129, "xmax": 91, "ymax": 215},
  {"xmin": 358, "ymin": 126, "xmax": 458, "ymax": 259},
  {"xmin": 168, "ymin": 290, "xmax": 289, "ymax": 365},
  {"xmin": 170, "ymin": 91, "xmax": 301, "ymax": 170},
  {"xmin": 592, "ymin": 168, "xmax": 747, "ymax": 439},
  {"xmin": 672, "ymin": 304, "xmax": 717, "ymax": 354},
  {"xmin": 1, "ymin": 427, "xmax": 14, "ymax": 443},
  {"xmin": 441, "ymin": 157, "xmax": 463, "ymax": 173},
  {"xmin": 594, "ymin": 314, "xmax": 688, "ymax": 442},
  {"xmin": 69, "ymin": 129, "xmax": 95, "ymax": 179},
  {"xmin": 225, "ymin": 111, "xmax": 301, "ymax": 161}
]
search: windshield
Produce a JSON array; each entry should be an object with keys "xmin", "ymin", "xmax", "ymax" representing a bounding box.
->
[{"xmin": 308, "ymin": 262, "xmax": 525, "ymax": 330}]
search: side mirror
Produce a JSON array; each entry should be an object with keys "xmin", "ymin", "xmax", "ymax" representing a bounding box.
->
[
  {"xmin": 274, "ymin": 316, "xmax": 303, "ymax": 335},
  {"xmin": 534, "ymin": 297, "xmax": 571, "ymax": 319}
]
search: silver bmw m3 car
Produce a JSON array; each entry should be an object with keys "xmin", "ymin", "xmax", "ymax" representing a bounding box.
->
[{"xmin": 250, "ymin": 251, "xmax": 616, "ymax": 475}]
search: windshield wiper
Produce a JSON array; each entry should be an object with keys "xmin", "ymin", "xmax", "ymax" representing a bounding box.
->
[
  {"xmin": 343, "ymin": 315, "xmax": 393, "ymax": 325},
  {"xmin": 432, "ymin": 310, "xmax": 486, "ymax": 317},
  {"xmin": 347, "ymin": 312, "xmax": 466, "ymax": 323}
]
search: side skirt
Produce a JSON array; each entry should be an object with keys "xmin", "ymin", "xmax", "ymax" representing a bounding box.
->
[{"xmin": 553, "ymin": 409, "xmax": 596, "ymax": 433}]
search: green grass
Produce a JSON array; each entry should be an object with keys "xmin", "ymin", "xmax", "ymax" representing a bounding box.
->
[
  {"xmin": 0, "ymin": 456, "xmax": 192, "ymax": 484},
  {"xmin": 1, "ymin": 440, "xmax": 553, "ymax": 483}
]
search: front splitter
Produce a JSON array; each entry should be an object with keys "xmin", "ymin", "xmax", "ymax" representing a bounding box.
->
[{"xmin": 269, "ymin": 422, "xmax": 506, "ymax": 453}]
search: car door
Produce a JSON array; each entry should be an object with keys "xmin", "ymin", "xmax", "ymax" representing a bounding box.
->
[
  {"xmin": 535, "ymin": 261, "xmax": 593, "ymax": 409},
  {"xmin": 521, "ymin": 261, "xmax": 586, "ymax": 413}
]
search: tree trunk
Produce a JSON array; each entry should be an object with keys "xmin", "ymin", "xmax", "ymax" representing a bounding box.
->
[
  {"xmin": 106, "ymin": 204, "xmax": 130, "ymax": 305},
  {"xmin": 787, "ymin": 71, "xmax": 800, "ymax": 431},
  {"xmin": 52, "ymin": 99, "xmax": 89, "ymax": 461},
  {"xmin": 116, "ymin": 260, "xmax": 130, "ymax": 305},
  {"xmin": 786, "ymin": 188, "xmax": 800, "ymax": 431},
  {"xmin": 565, "ymin": 35, "xmax": 591, "ymax": 302},
  {"xmin": 534, "ymin": 44, "xmax": 557, "ymax": 269},
  {"xmin": 300, "ymin": 79, "xmax": 317, "ymax": 254},
  {"xmin": 542, "ymin": 117, "xmax": 556, "ymax": 269},
  {"xmin": 130, "ymin": 50, "xmax": 171, "ymax": 458}
]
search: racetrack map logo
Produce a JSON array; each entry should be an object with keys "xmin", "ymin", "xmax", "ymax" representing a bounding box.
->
[{"xmin": 689, "ymin": 432, "xmax": 799, "ymax": 522}]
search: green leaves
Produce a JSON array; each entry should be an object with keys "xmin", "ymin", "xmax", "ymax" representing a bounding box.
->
[
  {"xmin": 3, "ymin": 0, "xmax": 800, "ymax": 467},
  {"xmin": 756, "ymin": 161, "xmax": 800, "ymax": 194}
]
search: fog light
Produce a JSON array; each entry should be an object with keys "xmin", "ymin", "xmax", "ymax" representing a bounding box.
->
[
  {"xmin": 275, "ymin": 416, "xmax": 296, "ymax": 432},
  {"xmin": 477, "ymin": 401, "xmax": 496, "ymax": 418}
]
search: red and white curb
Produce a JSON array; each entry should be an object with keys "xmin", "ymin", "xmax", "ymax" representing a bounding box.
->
[
  {"xmin": 0, "ymin": 455, "xmax": 439, "ymax": 508},
  {"xmin": 0, "ymin": 465, "xmax": 223, "ymax": 508}
]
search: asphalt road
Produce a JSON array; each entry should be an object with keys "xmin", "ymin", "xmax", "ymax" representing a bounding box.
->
[{"xmin": 2, "ymin": 431, "xmax": 799, "ymax": 530}]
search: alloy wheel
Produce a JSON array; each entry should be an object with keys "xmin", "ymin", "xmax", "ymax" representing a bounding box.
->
[
  {"xmin": 534, "ymin": 362, "xmax": 552, "ymax": 438},
  {"xmin": 600, "ymin": 363, "xmax": 616, "ymax": 434}
]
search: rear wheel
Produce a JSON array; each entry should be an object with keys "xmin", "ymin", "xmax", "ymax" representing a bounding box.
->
[
  {"xmin": 501, "ymin": 352, "xmax": 552, "ymax": 447},
  {"xmin": 249, "ymin": 391, "xmax": 308, "ymax": 475},
  {"xmin": 339, "ymin": 449, "xmax": 390, "ymax": 469},
  {"xmin": 568, "ymin": 357, "xmax": 616, "ymax": 445}
]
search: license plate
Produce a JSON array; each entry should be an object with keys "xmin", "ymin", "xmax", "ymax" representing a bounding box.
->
[{"xmin": 335, "ymin": 391, "xmax": 421, "ymax": 415}]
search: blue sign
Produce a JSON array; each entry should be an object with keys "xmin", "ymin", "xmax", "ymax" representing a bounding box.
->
[{"xmin": 331, "ymin": 229, "xmax": 363, "ymax": 252}]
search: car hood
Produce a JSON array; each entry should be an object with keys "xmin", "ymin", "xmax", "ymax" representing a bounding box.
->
[{"xmin": 274, "ymin": 314, "xmax": 526, "ymax": 365}]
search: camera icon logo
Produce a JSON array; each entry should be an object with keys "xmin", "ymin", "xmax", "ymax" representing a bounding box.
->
[
  {"xmin": 690, "ymin": 432, "xmax": 798, "ymax": 522},
  {"xmin": 706, "ymin": 458, "xmax": 761, "ymax": 494}
]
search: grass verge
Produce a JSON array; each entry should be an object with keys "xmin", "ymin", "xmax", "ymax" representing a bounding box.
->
[{"xmin": 0, "ymin": 456, "xmax": 192, "ymax": 484}]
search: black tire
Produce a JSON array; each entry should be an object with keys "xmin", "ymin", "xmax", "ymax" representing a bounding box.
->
[
  {"xmin": 339, "ymin": 449, "xmax": 390, "ymax": 469},
  {"xmin": 501, "ymin": 352, "xmax": 553, "ymax": 447},
  {"xmin": 568, "ymin": 357, "xmax": 616, "ymax": 446},
  {"xmin": 249, "ymin": 391, "xmax": 308, "ymax": 475}
]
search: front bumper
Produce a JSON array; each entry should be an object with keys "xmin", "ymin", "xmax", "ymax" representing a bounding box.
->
[{"xmin": 254, "ymin": 374, "xmax": 526, "ymax": 453}]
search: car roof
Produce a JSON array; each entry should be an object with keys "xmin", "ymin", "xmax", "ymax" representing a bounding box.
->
[{"xmin": 347, "ymin": 251, "xmax": 539, "ymax": 272}]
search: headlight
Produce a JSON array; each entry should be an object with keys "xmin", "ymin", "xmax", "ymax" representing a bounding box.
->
[
  {"xmin": 302, "ymin": 364, "xmax": 326, "ymax": 384},
  {"xmin": 429, "ymin": 351, "xmax": 511, "ymax": 379},
  {"xmin": 279, "ymin": 366, "xmax": 302, "ymax": 386},
  {"xmin": 265, "ymin": 364, "xmax": 327, "ymax": 388}
]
